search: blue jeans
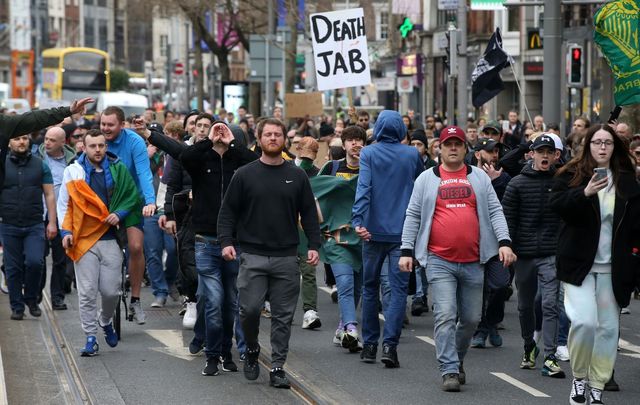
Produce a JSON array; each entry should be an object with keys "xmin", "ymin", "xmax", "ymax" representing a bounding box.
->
[
  {"xmin": 235, "ymin": 306, "xmax": 246, "ymax": 355},
  {"xmin": 332, "ymin": 263, "xmax": 363, "ymax": 326},
  {"xmin": 361, "ymin": 241, "xmax": 408, "ymax": 347},
  {"xmin": 427, "ymin": 253, "xmax": 484, "ymax": 376},
  {"xmin": 380, "ymin": 258, "xmax": 391, "ymax": 311},
  {"xmin": 414, "ymin": 266, "xmax": 428, "ymax": 301},
  {"xmin": 1, "ymin": 223, "xmax": 45, "ymax": 312},
  {"xmin": 194, "ymin": 237, "xmax": 239, "ymax": 358},
  {"xmin": 144, "ymin": 215, "xmax": 178, "ymax": 298}
]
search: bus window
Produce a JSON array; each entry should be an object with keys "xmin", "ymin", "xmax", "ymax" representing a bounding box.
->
[{"xmin": 64, "ymin": 52, "xmax": 106, "ymax": 72}]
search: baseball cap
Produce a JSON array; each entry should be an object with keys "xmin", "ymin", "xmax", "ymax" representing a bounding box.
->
[
  {"xmin": 475, "ymin": 138, "xmax": 499, "ymax": 152},
  {"xmin": 439, "ymin": 126, "xmax": 466, "ymax": 144},
  {"xmin": 482, "ymin": 120, "xmax": 502, "ymax": 134},
  {"xmin": 546, "ymin": 133, "xmax": 564, "ymax": 151},
  {"xmin": 531, "ymin": 134, "xmax": 555, "ymax": 151}
]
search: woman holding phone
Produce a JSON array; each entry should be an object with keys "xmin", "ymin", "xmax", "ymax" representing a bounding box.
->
[{"xmin": 550, "ymin": 124, "xmax": 640, "ymax": 405}]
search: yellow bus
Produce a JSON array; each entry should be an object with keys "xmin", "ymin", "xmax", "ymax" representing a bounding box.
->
[{"xmin": 42, "ymin": 47, "xmax": 110, "ymax": 102}]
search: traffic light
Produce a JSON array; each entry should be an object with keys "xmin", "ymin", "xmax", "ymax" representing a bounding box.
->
[{"xmin": 568, "ymin": 45, "xmax": 583, "ymax": 86}]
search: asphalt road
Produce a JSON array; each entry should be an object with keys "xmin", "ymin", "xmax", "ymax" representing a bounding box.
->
[{"xmin": 2, "ymin": 264, "xmax": 640, "ymax": 405}]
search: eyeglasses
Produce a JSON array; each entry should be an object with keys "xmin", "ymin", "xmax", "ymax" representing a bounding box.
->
[{"xmin": 590, "ymin": 139, "xmax": 614, "ymax": 147}]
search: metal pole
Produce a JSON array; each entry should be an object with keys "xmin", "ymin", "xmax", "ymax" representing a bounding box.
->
[
  {"xmin": 166, "ymin": 44, "xmax": 172, "ymax": 110},
  {"xmin": 35, "ymin": 0, "xmax": 43, "ymax": 103},
  {"xmin": 543, "ymin": 0, "xmax": 561, "ymax": 125},
  {"xmin": 457, "ymin": 0, "xmax": 468, "ymax": 123},
  {"xmin": 185, "ymin": 23, "xmax": 191, "ymax": 111},
  {"xmin": 265, "ymin": 0, "xmax": 274, "ymax": 116},
  {"xmin": 280, "ymin": 27, "xmax": 286, "ymax": 116},
  {"xmin": 447, "ymin": 22, "xmax": 458, "ymax": 125}
]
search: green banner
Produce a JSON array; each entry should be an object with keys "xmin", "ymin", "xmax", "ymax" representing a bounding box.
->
[
  {"xmin": 470, "ymin": 0, "xmax": 506, "ymax": 10},
  {"xmin": 594, "ymin": 0, "xmax": 640, "ymax": 106}
]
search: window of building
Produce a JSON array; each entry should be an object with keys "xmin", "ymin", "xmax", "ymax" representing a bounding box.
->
[
  {"xmin": 84, "ymin": 0, "xmax": 93, "ymax": 5},
  {"xmin": 97, "ymin": 0, "xmax": 106, "ymax": 6},
  {"xmin": 377, "ymin": 11, "xmax": 388, "ymax": 40},
  {"xmin": 84, "ymin": 17, "xmax": 94, "ymax": 47},
  {"xmin": 507, "ymin": 8, "xmax": 520, "ymax": 32},
  {"xmin": 160, "ymin": 35, "xmax": 168, "ymax": 57},
  {"xmin": 98, "ymin": 19, "xmax": 108, "ymax": 51}
]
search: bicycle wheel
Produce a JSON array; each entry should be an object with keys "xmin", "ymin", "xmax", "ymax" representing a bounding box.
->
[{"xmin": 114, "ymin": 297, "xmax": 121, "ymax": 340}]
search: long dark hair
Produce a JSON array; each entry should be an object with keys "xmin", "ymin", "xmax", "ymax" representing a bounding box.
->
[{"xmin": 557, "ymin": 124, "xmax": 634, "ymax": 187}]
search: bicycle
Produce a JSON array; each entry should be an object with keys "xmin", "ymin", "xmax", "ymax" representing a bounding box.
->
[{"xmin": 114, "ymin": 248, "xmax": 129, "ymax": 340}]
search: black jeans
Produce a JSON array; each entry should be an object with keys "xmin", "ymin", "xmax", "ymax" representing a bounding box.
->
[
  {"xmin": 476, "ymin": 256, "xmax": 510, "ymax": 335},
  {"xmin": 40, "ymin": 224, "xmax": 68, "ymax": 303}
]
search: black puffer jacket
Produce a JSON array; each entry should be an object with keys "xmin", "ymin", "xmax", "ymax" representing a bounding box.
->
[
  {"xmin": 502, "ymin": 163, "xmax": 559, "ymax": 258},
  {"xmin": 550, "ymin": 170, "xmax": 640, "ymax": 308}
]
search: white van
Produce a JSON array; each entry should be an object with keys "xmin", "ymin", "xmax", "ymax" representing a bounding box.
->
[{"xmin": 94, "ymin": 92, "xmax": 149, "ymax": 117}]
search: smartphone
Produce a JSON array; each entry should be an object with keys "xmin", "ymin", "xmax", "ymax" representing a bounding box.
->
[
  {"xmin": 608, "ymin": 106, "xmax": 622, "ymax": 124},
  {"xmin": 594, "ymin": 167, "xmax": 608, "ymax": 182}
]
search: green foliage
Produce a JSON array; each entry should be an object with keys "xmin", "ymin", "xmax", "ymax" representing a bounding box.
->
[{"xmin": 110, "ymin": 68, "xmax": 130, "ymax": 91}]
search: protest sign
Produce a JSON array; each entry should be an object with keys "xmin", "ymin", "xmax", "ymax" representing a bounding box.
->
[
  {"xmin": 285, "ymin": 92, "xmax": 324, "ymax": 117},
  {"xmin": 309, "ymin": 8, "xmax": 371, "ymax": 91}
]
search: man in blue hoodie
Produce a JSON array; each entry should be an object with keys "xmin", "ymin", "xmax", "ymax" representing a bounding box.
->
[{"xmin": 352, "ymin": 110, "xmax": 424, "ymax": 368}]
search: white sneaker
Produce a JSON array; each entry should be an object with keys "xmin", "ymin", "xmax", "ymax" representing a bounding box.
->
[
  {"xmin": 0, "ymin": 271, "xmax": 8, "ymax": 294},
  {"xmin": 555, "ymin": 345, "xmax": 570, "ymax": 362},
  {"xmin": 302, "ymin": 309, "xmax": 322, "ymax": 329},
  {"xmin": 151, "ymin": 296, "xmax": 167, "ymax": 308},
  {"xmin": 333, "ymin": 328, "xmax": 344, "ymax": 346},
  {"xmin": 341, "ymin": 329, "xmax": 362, "ymax": 352},
  {"xmin": 183, "ymin": 302, "xmax": 197, "ymax": 329},
  {"xmin": 621, "ymin": 307, "xmax": 631, "ymax": 314},
  {"xmin": 130, "ymin": 301, "xmax": 147, "ymax": 325}
]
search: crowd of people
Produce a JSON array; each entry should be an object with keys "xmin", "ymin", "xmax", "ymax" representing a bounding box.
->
[{"xmin": 1, "ymin": 100, "xmax": 639, "ymax": 404}]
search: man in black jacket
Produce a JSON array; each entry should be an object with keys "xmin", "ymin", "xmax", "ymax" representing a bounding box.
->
[
  {"xmin": 218, "ymin": 117, "xmax": 321, "ymax": 389},
  {"xmin": 181, "ymin": 120, "xmax": 257, "ymax": 377},
  {"xmin": 502, "ymin": 135, "xmax": 565, "ymax": 379}
]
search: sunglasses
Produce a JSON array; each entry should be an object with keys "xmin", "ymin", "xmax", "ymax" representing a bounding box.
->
[{"xmin": 71, "ymin": 134, "xmax": 83, "ymax": 139}]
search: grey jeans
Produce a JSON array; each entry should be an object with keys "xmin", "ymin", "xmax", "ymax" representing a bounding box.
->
[
  {"xmin": 74, "ymin": 240, "xmax": 122, "ymax": 336},
  {"xmin": 237, "ymin": 253, "xmax": 300, "ymax": 368},
  {"xmin": 514, "ymin": 256, "xmax": 559, "ymax": 357}
]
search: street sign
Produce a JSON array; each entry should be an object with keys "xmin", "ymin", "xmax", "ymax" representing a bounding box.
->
[
  {"xmin": 470, "ymin": 0, "xmax": 506, "ymax": 10},
  {"xmin": 438, "ymin": 0, "xmax": 458, "ymax": 10},
  {"xmin": 527, "ymin": 29, "xmax": 543, "ymax": 50},
  {"xmin": 373, "ymin": 77, "xmax": 395, "ymax": 91},
  {"xmin": 174, "ymin": 62, "xmax": 184, "ymax": 75},
  {"xmin": 309, "ymin": 8, "xmax": 371, "ymax": 91},
  {"xmin": 397, "ymin": 77, "xmax": 414, "ymax": 93}
]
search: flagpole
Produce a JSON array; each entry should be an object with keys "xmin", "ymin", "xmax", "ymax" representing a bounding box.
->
[{"xmin": 508, "ymin": 60, "xmax": 534, "ymax": 127}]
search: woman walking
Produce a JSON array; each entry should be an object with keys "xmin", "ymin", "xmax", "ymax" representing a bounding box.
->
[{"xmin": 550, "ymin": 124, "xmax": 640, "ymax": 405}]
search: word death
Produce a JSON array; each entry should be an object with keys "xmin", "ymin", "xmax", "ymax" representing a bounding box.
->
[{"xmin": 311, "ymin": 15, "xmax": 366, "ymax": 44}]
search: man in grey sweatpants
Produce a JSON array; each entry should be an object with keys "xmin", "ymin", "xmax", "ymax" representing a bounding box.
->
[{"xmin": 57, "ymin": 130, "xmax": 139, "ymax": 357}]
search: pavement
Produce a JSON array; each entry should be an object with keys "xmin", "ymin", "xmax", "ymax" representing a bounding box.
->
[{"xmin": 2, "ymin": 264, "xmax": 640, "ymax": 405}]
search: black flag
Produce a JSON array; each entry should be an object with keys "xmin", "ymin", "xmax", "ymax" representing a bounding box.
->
[{"xmin": 471, "ymin": 28, "xmax": 514, "ymax": 108}]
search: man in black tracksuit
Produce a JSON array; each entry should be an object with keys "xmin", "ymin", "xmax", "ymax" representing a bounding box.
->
[
  {"xmin": 181, "ymin": 120, "xmax": 257, "ymax": 377},
  {"xmin": 218, "ymin": 117, "xmax": 321, "ymax": 389}
]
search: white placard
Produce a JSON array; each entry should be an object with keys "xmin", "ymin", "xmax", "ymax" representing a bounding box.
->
[
  {"xmin": 310, "ymin": 8, "xmax": 371, "ymax": 91},
  {"xmin": 373, "ymin": 77, "xmax": 396, "ymax": 91},
  {"xmin": 397, "ymin": 77, "xmax": 414, "ymax": 93}
]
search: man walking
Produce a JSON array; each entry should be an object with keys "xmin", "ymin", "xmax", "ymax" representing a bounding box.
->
[
  {"xmin": 352, "ymin": 110, "xmax": 424, "ymax": 367},
  {"xmin": 181, "ymin": 120, "xmax": 257, "ymax": 376},
  {"xmin": 100, "ymin": 106, "xmax": 155, "ymax": 323},
  {"xmin": 218, "ymin": 117, "xmax": 321, "ymax": 389},
  {"xmin": 399, "ymin": 126, "xmax": 516, "ymax": 392},
  {"xmin": 1, "ymin": 135, "xmax": 58, "ymax": 320},
  {"xmin": 57, "ymin": 130, "xmax": 141, "ymax": 356},
  {"xmin": 36, "ymin": 126, "xmax": 77, "ymax": 310}
]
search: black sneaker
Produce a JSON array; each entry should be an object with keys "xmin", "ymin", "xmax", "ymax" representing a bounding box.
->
[
  {"xmin": 380, "ymin": 344, "xmax": 399, "ymax": 368},
  {"xmin": 243, "ymin": 348, "xmax": 260, "ymax": 380},
  {"xmin": 220, "ymin": 354, "xmax": 238, "ymax": 372},
  {"xmin": 269, "ymin": 368, "xmax": 291, "ymax": 389},
  {"xmin": 442, "ymin": 373, "xmax": 461, "ymax": 392},
  {"xmin": 570, "ymin": 378, "xmax": 587, "ymax": 404},
  {"xmin": 360, "ymin": 344, "xmax": 377, "ymax": 363},
  {"xmin": 459, "ymin": 362, "xmax": 466, "ymax": 385},
  {"xmin": 188, "ymin": 338, "xmax": 204, "ymax": 355},
  {"xmin": 410, "ymin": 300, "xmax": 424, "ymax": 316},
  {"xmin": 27, "ymin": 302, "xmax": 41, "ymax": 317},
  {"xmin": 604, "ymin": 370, "xmax": 619, "ymax": 391},
  {"xmin": 52, "ymin": 300, "xmax": 68, "ymax": 310},
  {"xmin": 10, "ymin": 310, "xmax": 24, "ymax": 320},
  {"xmin": 202, "ymin": 357, "xmax": 220, "ymax": 376}
]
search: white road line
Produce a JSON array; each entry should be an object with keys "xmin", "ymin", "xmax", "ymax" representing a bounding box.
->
[
  {"xmin": 416, "ymin": 336, "xmax": 436, "ymax": 346},
  {"xmin": 619, "ymin": 338, "xmax": 640, "ymax": 355},
  {"xmin": 491, "ymin": 372, "xmax": 550, "ymax": 398},
  {"xmin": 319, "ymin": 286, "xmax": 333, "ymax": 295},
  {"xmin": 620, "ymin": 353, "xmax": 640, "ymax": 359}
]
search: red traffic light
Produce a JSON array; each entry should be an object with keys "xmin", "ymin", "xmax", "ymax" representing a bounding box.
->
[{"xmin": 572, "ymin": 48, "xmax": 582, "ymax": 61}]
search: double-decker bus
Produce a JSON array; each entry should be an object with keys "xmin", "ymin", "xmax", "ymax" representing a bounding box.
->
[{"xmin": 42, "ymin": 47, "xmax": 110, "ymax": 102}]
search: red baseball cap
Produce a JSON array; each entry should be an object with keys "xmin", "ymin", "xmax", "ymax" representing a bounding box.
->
[{"xmin": 439, "ymin": 126, "xmax": 466, "ymax": 144}]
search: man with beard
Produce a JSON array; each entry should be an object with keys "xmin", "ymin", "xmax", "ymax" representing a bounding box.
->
[
  {"xmin": 180, "ymin": 120, "xmax": 257, "ymax": 376},
  {"xmin": 218, "ymin": 118, "xmax": 321, "ymax": 389}
]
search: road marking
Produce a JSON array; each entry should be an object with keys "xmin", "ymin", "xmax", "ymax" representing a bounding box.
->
[
  {"xmin": 620, "ymin": 353, "xmax": 640, "ymax": 359},
  {"xmin": 0, "ymin": 343, "xmax": 7, "ymax": 405},
  {"xmin": 416, "ymin": 336, "xmax": 435, "ymax": 346},
  {"xmin": 619, "ymin": 338, "xmax": 640, "ymax": 354},
  {"xmin": 491, "ymin": 372, "xmax": 550, "ymax": 398},
  {"xmin": 145, "ymin": 329, "xmax": 196, "ymax": 361}
]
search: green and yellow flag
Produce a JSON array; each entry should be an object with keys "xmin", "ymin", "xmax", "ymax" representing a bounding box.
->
[{"xmin": 594, "ymin": 0, "xmax": 640, "ymax": 106}]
